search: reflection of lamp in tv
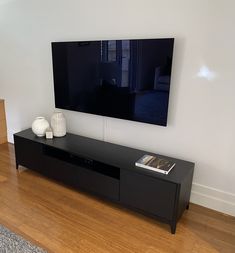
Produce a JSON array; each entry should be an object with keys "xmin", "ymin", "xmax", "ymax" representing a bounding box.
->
[
  {"xmin": 154, "ymin": 57, "xmax": 172, "ymax": 91},
  {"xmin": 100, "ymin": 62, "xmax": 119, "ymax": 85},
  {"xmin": 154, "ymin": 67, "xmax": 170, "ymax": 91}
]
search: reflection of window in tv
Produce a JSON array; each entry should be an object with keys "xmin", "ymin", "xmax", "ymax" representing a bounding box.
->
[
  {"xmin": 108, "ymin": 41, "xmax": 116, "ymax": 62},
  {"xmin": 121, "ymin": 40, "xmax": 130, "ymax": 87},
  {"xmin": 101, "ymin": 41, "xmax": 117, "ymax": 62}
]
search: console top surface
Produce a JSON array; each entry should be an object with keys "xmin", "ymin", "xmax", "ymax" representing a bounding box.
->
[{"xmin": 15, "ymin": 129, "xmax": 194, "ymax": 184}]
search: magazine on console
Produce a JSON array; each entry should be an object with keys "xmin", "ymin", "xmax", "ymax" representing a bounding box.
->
[{"xmin": 135, "ymin": 154, "xmax": 175, "ymax": 175}]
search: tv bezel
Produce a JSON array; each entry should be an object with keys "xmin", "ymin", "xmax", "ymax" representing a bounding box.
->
[{"xmin": 51, "ymin": 38, "xmax": 175, "ymax": 126}]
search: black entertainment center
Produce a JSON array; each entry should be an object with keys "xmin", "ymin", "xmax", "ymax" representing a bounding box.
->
[{"xmin": 14, "ymin": 129, "xmax": 194, "ymax": 234}]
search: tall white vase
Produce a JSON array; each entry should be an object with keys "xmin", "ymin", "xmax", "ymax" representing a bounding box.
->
[
  {"xmin": 51, "ymin": 112, "xmax": 66, "ymax": 137},
  {"xmin": 32, "ymin": 117, "xmax": 49, "ymax": 137}
]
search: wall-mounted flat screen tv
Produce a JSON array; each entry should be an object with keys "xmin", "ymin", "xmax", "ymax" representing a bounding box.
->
[{"xmin": 51, "ymin": 38, "xmax": 174, "ymax": 126}]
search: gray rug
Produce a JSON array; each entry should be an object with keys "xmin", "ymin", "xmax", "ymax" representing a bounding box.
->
[{"xmin": 0, "ymin": 225, "xmax": 47, "ymax": 253}]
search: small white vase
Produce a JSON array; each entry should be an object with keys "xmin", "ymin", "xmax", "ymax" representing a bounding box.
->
[
  {"xmin": 32, "ymin": 117, "xmax": 49, "ymax": 137},
  {"xmin": 51, "ymin": 112, "xmax": 66, "ymax": 137}
]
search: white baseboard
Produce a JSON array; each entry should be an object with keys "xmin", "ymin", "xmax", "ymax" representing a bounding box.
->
[
  {"xmin": 190, "ymin": 183, "xmax": 235, "ymax": 217},
  {"xmin": 8, "ymin": 133, "xmax": 14, "ymax": 144}
]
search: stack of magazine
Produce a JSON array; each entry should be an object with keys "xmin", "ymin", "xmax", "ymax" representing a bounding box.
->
[{"xmin": 135, "ymin": 154, "xmax": 175, "ymax": 175}]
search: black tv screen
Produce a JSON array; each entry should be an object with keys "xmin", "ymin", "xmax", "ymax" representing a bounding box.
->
[{"xmin": 51, "ymin": 38, "xmax": 174, "ymax": 126}]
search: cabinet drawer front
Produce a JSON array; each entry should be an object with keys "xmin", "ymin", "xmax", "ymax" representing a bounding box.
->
[
  {"xmin": 78, "ymin": 167, "xmax": 120, "ymax": 201},
  {"xmin": 120, "ymin": 170, "xmax": 176, "ymax": 220},
  {"xmin": 14, "ymin": 136, "xmax": 43, "ymax": 171},
  {"xmin": 39, "ymin": 155, "xmax": 80, "ymax": 187}
]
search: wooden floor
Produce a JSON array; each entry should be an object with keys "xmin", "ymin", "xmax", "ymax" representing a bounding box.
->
[{"xmin": 0, "ymin": 143, "xmax": 235, "ymax": 253}]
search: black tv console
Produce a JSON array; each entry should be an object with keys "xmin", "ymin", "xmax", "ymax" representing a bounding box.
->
[{"xmin": 14, "ymin": 129, "xmax": 194, "ymax": 234}]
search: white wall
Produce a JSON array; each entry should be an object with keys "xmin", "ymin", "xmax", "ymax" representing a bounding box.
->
[{"xmin": 0, "ymin": 0, "xmax": 235, "ymax": 216}]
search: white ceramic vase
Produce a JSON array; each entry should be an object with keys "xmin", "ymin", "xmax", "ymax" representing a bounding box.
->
[
  {"xmin": 32, "ymin": 117, "xmax": 49, "ymax": 137},
  {"xmin": 51, "ymin": 112, "xmax": 66, "ymax": 137}
]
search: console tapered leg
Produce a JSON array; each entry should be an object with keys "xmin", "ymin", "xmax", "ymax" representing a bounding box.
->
[{"xmin": 171, "ymin": 222, "xmax": 176, "ymax": 234}]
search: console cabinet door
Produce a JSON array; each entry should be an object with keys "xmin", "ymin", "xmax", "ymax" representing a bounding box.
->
[
  {"xmin": 14, "ymin": 136, "xmax": 43, "ymax": 172},
  {"xmin": 120, "ymin": 170, "xmax": 177, "ymax": 220}
]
